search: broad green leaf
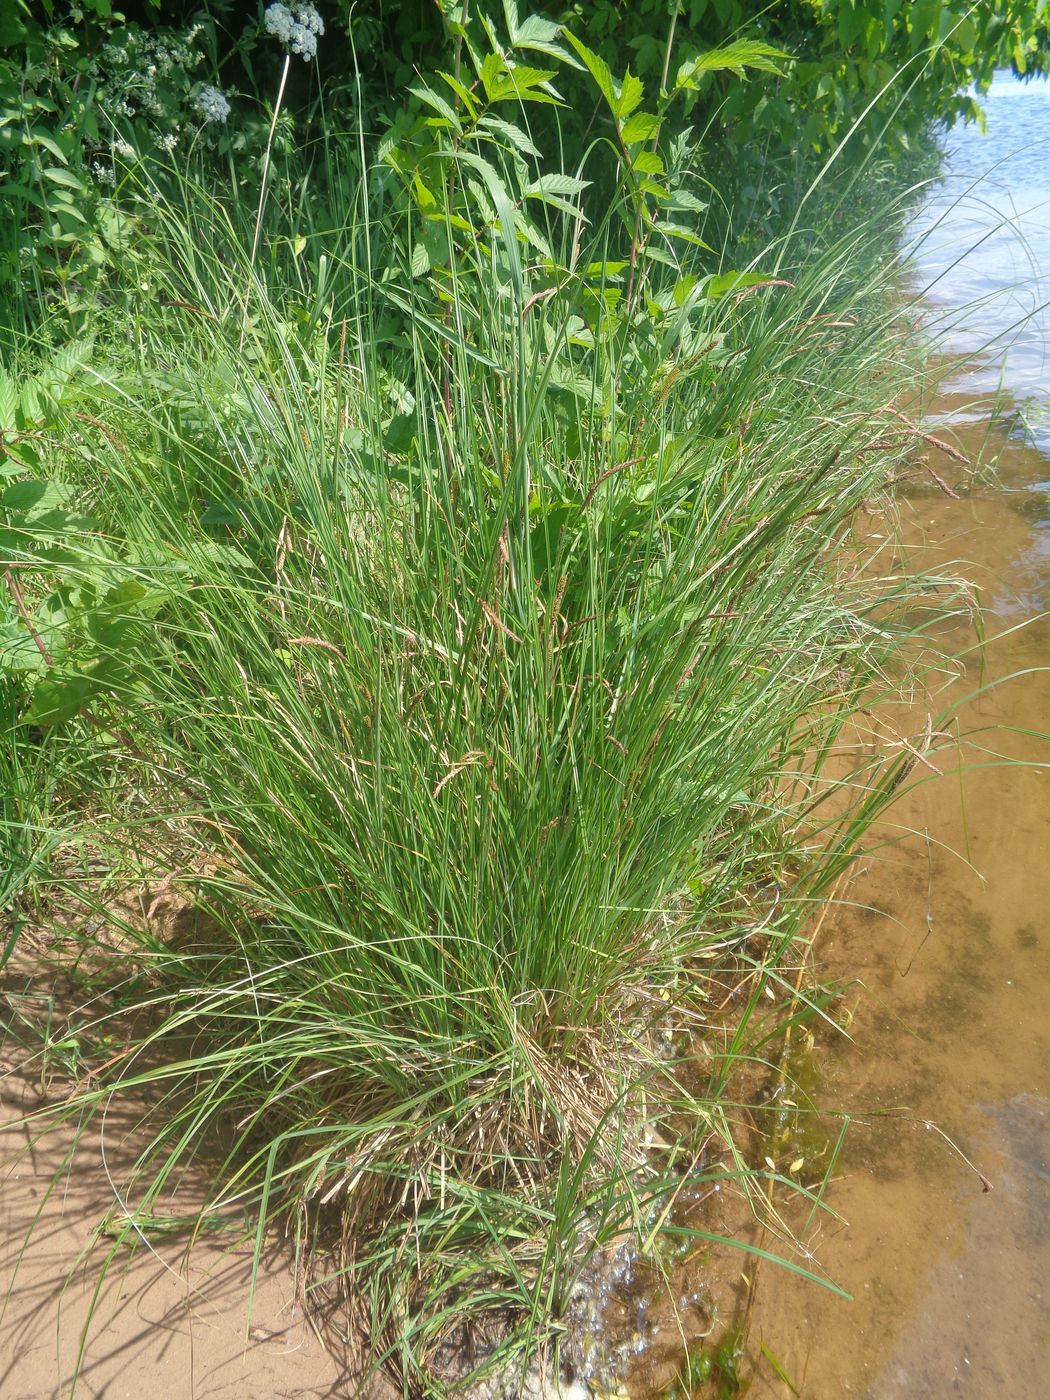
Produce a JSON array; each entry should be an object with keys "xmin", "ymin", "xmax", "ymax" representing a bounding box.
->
[
  {"xmin": 666, "ymin": 189, "xmax": 708, "ymax": 213},
  {"xmin": 486, "ymin": 66, "xmax": 560, "ymax": 105},
  {"xmin": 564, "ymin": 32, "xmax": 618, "ymax": 112},
  {"xmin": 526, "ymin": 173, "xmax": 591, "ymax": 199},
  {"xmin": 514, "ymin": 15, "xmax": 576, "ymax": 64},
  {"xmin": 2, "ymin": 479, "xmax": 73, "ymax": 514},
  {"xmin": 412, "ymin": 172, "xmax": 438, "ymax": 212},
  {"xmin": 29, "ymin": 129, "xmax": 70, "ymax": 164},
  {"xmin": 632, "ymin": 151, "xmax": 664, "ymax": 176},
  {"xmin": 585, "ymin": 260, "xmax": 628, "ymax": 278},
  {"xmin": 42, "ymin": 165, "xmax": 88, "ymax": 190},
  {"xmin": 477, "ymin": 115, "xmax": 541, "ymax": 158},
  {"xmin": 479, "ymin": 52, "xmax": 506, "ymax": 104},
  {"xmin": 409, "ymin": 84, "xmax": 462, "ymax": 133},
  {"xmin": 654, "ymin": 222, "xmax": 711, "ymax": 249},
  {"xmin": 27, "ymin": 672, "xmax": 97, "ymax": 727},
  {"xmin": 676, "ymin": 39, "xmax": 785, "ymax": 87},
  {"xmin": 620, "ymin": 111, "xmax": 661, "ymax": 144},
  {"xmin": 0, "ymin": 366, "xmax": 17, "ymax": 429},
  {"xmin": 436, "ymin": 71, "xmax": 479, "ymax": 118},
  {"xmin": 617, "ymin": 71, "xmax": 645, "ymax": 120},
  {"xmin": 524, "ymin": 192, "xmax": 587, "ymax": 219},
  {"xmin": 639, "ymin": 244, "xmax": 680, "ymax": 267},
  {"xmin": 503, "ymin": 0, "xmax": 568, "ymax": 59},
  {"xmin": 514, "ymin": 211, "xmax": 553, "ymax": 260},
  {"xmin": 0, "ymin": 623, "xmax": 53, "ymax": 675}
]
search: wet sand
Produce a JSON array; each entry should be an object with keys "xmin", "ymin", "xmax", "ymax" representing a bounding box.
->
[
  {"xmin": 746, "ymin": 410, "xmax": 1050, "ymax": 1397},
  {"xmin": 0, "ymin": 1064, "xmax": 353, "ymax": 1398}
]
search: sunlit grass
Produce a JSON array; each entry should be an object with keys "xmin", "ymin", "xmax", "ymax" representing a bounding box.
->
[{"xmin": 1, "ymin": 130, "xmax": 971, "ymax": 1392}]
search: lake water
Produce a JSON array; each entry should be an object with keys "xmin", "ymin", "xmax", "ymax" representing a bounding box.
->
[
  {"xmin": 906, "ymin": 70, "xmax": 1050, "ymax": 436},
  {"xmin": 747, "ymin": 74, "xmax": 1050, "ymax": 1398}
]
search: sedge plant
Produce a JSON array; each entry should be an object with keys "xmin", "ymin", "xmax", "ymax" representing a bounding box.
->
[{"xmin": 1, "ymin": 19, "xmax": 976, "ymax": 1396}]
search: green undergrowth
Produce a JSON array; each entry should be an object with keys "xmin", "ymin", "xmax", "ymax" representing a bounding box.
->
[{"xmin": 0, "ymin": 26, "xmax": 976, "ymax": 1397}]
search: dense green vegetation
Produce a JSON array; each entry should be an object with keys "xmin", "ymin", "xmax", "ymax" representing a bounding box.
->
[{"xmin": 1, "ymin": 2, "xmax": 1037, "ymax": 1394}]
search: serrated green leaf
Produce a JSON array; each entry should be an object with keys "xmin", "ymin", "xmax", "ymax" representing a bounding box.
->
[
  {"xmin": 479, "ymin": 52, "xmax": 505, "ymax": 104},
  {"xmin": 564, "ymin": 32, "xmax": 618, "ymax": 112},
  {"xmin": 655, "ymin": 223, "xmax": 712, "ymax": 249},
  {"xmin": 526, "ymin": 173, "xmax": 591, "ymax": 198},
  {"xmin": 437, "ymin": 71, "xmax": 480, "ymax": 118},
  {"xmin": 616, "ymin": 71, "xmax": 645, "ymax": 120},
  {"xmin": 412, "ymin": 172, "xmax": 438, "ymax": 212},
  {"xmin": 632, "ymin": 150, "xmax": 664, "ymax": 176},
  {"xmin": 514, "ymin": 15, "xmax": 575, "ymax": 64},
  {"xmin": 477, "ymin": 115, "xmax": 541, "ymax": 158},
  {"xmin": 524, "ymin": 192, "xmax": 587, "ymax": 219},
  {"xmin": 513, "ymin": 211, "xmax": 552, "ymax": 260},
  {"xmin": 640, "ymin": 245, "xmax": 680, "ymax": 267},
  {"xmin": 666, "ymin": 189, "xmax": 708, "ymax": 213},
  {"xmin": 620, "ymin": 111, "xmax": 661, "ymax": 144},
  {"xmin": 409, "ymin": 84, "xmax": 462, "ymax": 133},
  {"xmin": 676, "ymin": 39, "xmax": 784, "ymax": 88},
  {"xmin": 486, "ymin": 65, "xmax": 562, "ymax": 105},
  {"xmin": 638, "ymin": 177, "xmax": 669, "ymax": 200}
]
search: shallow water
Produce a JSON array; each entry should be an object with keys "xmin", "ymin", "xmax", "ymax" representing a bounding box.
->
[
  {"xmin": 747, "ymin": 74, "xmax": 1050, "ymax": 1398},
  {"xmin": 905, "ymin": 70, "xmax": 1050, "ymax": 431}
]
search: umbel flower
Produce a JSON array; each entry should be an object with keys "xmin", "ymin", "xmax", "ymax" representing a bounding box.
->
[
  {"xmin": 193, "ymin": 84, "xmax": 231, "ymax": 124},
  {"xmin": 264, "ymin": 3, "xmax": 325, "ymax": 60}
]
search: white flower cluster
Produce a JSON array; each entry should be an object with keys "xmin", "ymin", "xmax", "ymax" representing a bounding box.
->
[
  {"xmin": 193, "ymin": 84, "xmax": 231, "ymax": 124},
  {"xmin": 264, "ymin": 4, "xmax": 325, "ymax": 61},
  {"xmin": 91, "ymin": 160, "xmax": 116, "ymax": 186},
  {"xmin": 98, "ymin": 23, "xmax": 206, "ymax": 130}
]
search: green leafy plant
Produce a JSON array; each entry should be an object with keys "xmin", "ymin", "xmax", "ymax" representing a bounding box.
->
[
  {"xmin": 0, "ymin": 5, "xmax": 994, "ymax": 1396},
  {"xmin": 0, "ymin": 346, "xmax": 176, "ymax": 728},
  {"xmin": 5, "ymin": 111, "xmax": 965, "ymax": 1393}
]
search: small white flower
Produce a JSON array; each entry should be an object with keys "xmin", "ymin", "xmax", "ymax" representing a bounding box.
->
[
  {"xmin": 91, "ymin": 160, "xmax": 116, "ymax": 186},
  {"xmin": 297, "ymin": 4, "xmax": 325, "ymax": 37},
  {"xmin": 265, "ymin": 3, "xmax": 324, "ymax": 61},
  {"xmin": 193, "ymin": 84, "xmax": 231, "ymax": 124},
  {"xmin": 265, "ymin": 4, "xmax": 294, "ymax": 43},
  {"xmin": 155, "ymin": 130, "xmax": 178, "ymax": 153},
  {"xmin": 112, "ymin": 136, "xmax": 135, "ymax": 159}
]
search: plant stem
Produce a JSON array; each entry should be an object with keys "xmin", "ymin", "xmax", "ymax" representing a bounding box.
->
[
  {"xmin": 659, "ymin": 2, "xmax": 681, "ymax": 99},
  {"xmin": 3, "ymin": 567, "xmax": 54, "ymax": 668},
  {"xmin": 243, "ymin": 52, "xmax": 291, "ymax": 337}
]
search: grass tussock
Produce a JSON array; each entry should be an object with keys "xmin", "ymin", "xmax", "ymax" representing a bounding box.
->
[{"xmin": 1, "ymin": 131, "xmax": 969, "ymax": 1391}]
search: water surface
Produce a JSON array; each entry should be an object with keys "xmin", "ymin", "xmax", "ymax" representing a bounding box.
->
[
  {"xmin": 905, "ymin": 71, "xmax": 1050, "ymax": 432},
  {"xmin": 748, "ymin": 73, "xmax": 1050, "ymax": 1398}
]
